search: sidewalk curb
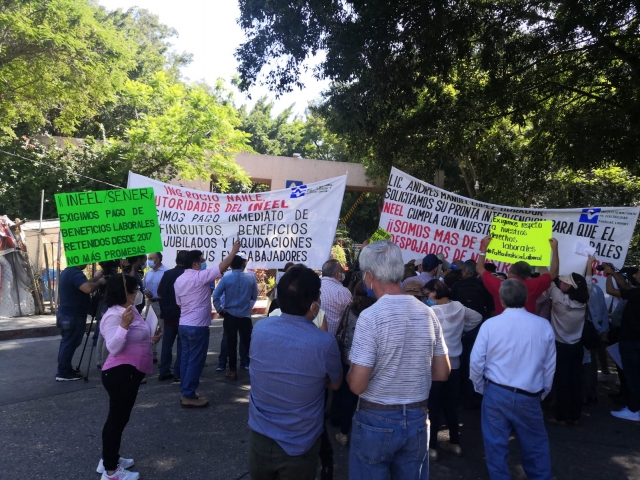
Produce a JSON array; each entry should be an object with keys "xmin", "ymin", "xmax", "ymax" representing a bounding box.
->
[{"xmin": 0, "ymin": 307, "xmax": 268, "ymax": 341}]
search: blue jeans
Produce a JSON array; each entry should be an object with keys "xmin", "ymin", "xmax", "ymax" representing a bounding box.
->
[
  {"xmin": 56, "ymin": 314, "xmax": 87, "ymax": 377},
  {"xmin": 160, "ymin": 323, "xmax": 182, "ymax": 377},
  {"xmin": 217, "ymin": 330, "xmax": 249, "ymax": 368},
  {"xmin": 349, "ymin": 406, "xmax": 429, "ymax": 480},
  {"xmin": 481, "ymin": 382, "xmax": 552, "ymax": 480},
  {"xmin": 178, "ymin": 325, "xmax": 210, "ymax": 399}
]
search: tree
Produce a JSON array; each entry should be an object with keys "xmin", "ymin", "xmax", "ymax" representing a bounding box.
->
[
  {"xmin": 0, "ymin": 0, "xmax": 134, "ymax": 138},
  {"xmin": 116, "ymin": 73, "xmax": 252, "ymax": 186},
  {"xmin": 235, "ymin": 0, "xmax": 640, "ymax": 193},
  {"xmin": 237, "ymin": 97, "xmax": 306, "ymax": 156},
  {"xmin": 75, "ymin": 6, "xmax": 193, "ymax": 139},
  {"xmin": 0, "ymin": 74, "xmax": 253, "ymax": 219}
]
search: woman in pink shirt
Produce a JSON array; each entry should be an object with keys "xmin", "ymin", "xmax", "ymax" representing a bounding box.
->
[{"xmin": 96, "ymin": 275, "xmax": 160, "ymax": 480}]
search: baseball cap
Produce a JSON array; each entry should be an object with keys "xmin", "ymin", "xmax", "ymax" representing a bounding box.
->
[{"xmin": 422, "ymin": 254, "xmax": 442, "ymax": 271}]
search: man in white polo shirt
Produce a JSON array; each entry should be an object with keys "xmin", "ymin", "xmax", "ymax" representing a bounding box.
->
[{"xmin": 347, "ymin": 240, "xmax": 451, "ymax": 480}]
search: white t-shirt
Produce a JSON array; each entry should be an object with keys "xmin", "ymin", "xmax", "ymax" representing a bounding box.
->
[{"xmin": 349, "ymin": 294, "xmax": 448, "ymax": 404}]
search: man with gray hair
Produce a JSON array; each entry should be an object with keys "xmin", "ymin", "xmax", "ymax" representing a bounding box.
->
[
  {"xmin": 470, "ymin": 279, "xmax": 556, "ymax": 479},
  {"xmin": 347, "ymin": 240, "xmax": 451, "ymax": 480},
  {"xmin": 320, "ymin": 259, "xmax": 352, "ymax": 336}
]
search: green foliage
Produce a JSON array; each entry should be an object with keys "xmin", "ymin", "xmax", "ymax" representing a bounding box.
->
[
  {"xmin": 330, "ymin": 244, "xmax": 347, "ymax": 266},
  {"xmin": 235, "ymin": 0, "xmax": 640, "ymax": 199},
  {"xmin": 238, "ymin": 97, "xmax": 306, "ymax": 157},
  {"xmin": 0, "ymin": 0, "xmax": 134, "ymax": 138},
  {"xmin": 75, "ymin": 6, "xmax": 193, "ymax": 139},
  {"xmin": 119, "ymin": 73, "xmax": 251, "ymax": 188}
]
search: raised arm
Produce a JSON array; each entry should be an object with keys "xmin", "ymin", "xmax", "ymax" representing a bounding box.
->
[
  {"xmin": 218, "ymin": 239, "xmax": 241, "ymax": 273},
  {"xmin": 477, "ymin": 236, "xmax": 491, "ymax": 276},
  {"xmin": 604, "ymin": 264, "xmax": 626, "ymax": 297}
]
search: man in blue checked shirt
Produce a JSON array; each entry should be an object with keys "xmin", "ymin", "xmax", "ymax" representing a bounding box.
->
[{"xmin": 212, "ymin": 253, "xmax": 258, "ymax": 381}]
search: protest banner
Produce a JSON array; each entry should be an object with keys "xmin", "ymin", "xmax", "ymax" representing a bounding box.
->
[
  {"xmin": 369, "ymin": 227, "xmax": 392, "ymax": 243},
  {"xmin": 127, "ymin": 172, "xmax": 347, "ymax": 269},
  {"xmin": 379, "ymin": 167, "xmax": 640, "ymax": 277},
  {"xmin": 486, "ymin": 217, "xmax": 553, "ymax": 266},
  {"xmin": 55, "ymin": 188, "xmax": 162, "ymax": 266}
]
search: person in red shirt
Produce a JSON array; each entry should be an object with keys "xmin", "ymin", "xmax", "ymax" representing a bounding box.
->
[{"xmin": 477, "ymin": 236, "xmax": 559, "ymax": 315}]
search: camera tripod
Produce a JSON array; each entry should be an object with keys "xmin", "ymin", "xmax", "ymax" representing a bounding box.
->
[{"xmin": 74, "ymin": 289, "xmax": 105, "ymax": 382}]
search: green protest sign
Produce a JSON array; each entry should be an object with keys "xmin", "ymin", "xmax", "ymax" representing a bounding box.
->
[
  {"xmin": 370, "ymin": 227, "xmax": 392, "ymax": 243},
  {"xmin": 486, "ymin": 216, "xmax": 553, "ymax": 266},
  {"xmin": 55, "ymin": 188, "xmax": 162, "ymax": 266}
]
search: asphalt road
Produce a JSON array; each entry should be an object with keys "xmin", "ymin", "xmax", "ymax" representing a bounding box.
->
[{"xmin": 1, "ymin": 320, "xmax": 639, "ymax": 479}]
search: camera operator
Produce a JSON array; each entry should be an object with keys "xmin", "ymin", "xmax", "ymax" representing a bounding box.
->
[
  {"xmin": 96, "ymin": 274, "xmax": 161, "ymax": 480},
  {"xmin": 55, "ymin": 264, "xmax": 106, "ymax": 382},
  {"xmin": 604, "ymin": 263, "xmax": 640, "ymax": 422}
]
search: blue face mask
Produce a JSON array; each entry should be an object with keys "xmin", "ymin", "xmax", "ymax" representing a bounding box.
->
[
  {"xmin": 200, "ymin": 262, "xmax": 207, "ymax": 270},
  {"xmin": 361, "ymin": 277, "xmax": 376, "ymax": 299},
  {"xmin": 425, "ymin": 298, "xmax": 436, "ymax": 307},
  {"xmin": 147, "ymin": 260, "xmax": 155, "ymax": 269}
]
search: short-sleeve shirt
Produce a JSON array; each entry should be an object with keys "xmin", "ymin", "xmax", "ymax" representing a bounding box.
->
[
  {"xmin": 174, "ymin": 266, "xmax": 222, "ymax": 327},
  {"xmin": 620, "ymin": 288, "xmax": 640, "ymax": 343},
  {"xmin": 482, "ymin": 270, "xmax": 551, "ymax": 315},
  {"xmin": 249, "ymin": 313, "xmax": 342, "ymax": 456},
  {"xmin": 57, "ymin": 267, "xmax": 90, "ymax": 317},
  {"xmin": 349, "ymin": 295, "xmax": 448, "ymax": 404}
]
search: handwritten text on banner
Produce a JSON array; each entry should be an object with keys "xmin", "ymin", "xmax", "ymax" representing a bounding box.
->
[
  {"xmin": 55, "ymin": 188, "xmax": 162, "ymax": 266},
  {"xmin": 486, "ymin": 217, "xmax": 552, "ymax": 266}
]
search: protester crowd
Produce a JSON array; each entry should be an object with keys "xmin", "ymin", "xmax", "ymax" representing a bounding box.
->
[{"xmin": 53, "ymin": 234, "xmax": 640, "ymax": 480}]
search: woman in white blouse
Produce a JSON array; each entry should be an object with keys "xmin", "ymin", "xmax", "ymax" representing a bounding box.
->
[
  {"xmin": 546, "ymin": 257, "xmax": 593, "ymax": 427},
  {"xmin": 423, "ymin": 279, "xmax": 482, "ymax": 461}
]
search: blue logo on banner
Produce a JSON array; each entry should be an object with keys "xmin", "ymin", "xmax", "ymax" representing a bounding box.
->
[
  {"xmin": 290, "ymin": 185, "xmax": 308, "ymax": 198},
  {"xmin": 286, "ymin": 180, "xmax": 304, "ymax": 188},
  {"xmin": 579, "ymin": 208, "xmax": 601, "ymax": 224}
]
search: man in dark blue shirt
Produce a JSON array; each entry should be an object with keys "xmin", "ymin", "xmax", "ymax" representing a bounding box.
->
[
  {"xmin": 248, "ymin": 265, "xmax": 342, "ymax": 480},
  {"xmin": 56, "ymin": 265, "xmax": 105, "ymax": 381}
]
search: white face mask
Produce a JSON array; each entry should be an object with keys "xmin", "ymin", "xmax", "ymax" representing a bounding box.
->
[{"xmin": 135, "ymin": 290, "xmax": 144, "ymax": 305}]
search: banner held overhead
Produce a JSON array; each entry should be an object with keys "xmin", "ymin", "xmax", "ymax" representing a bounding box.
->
[
  {"xmin": 486, "ymin": 217, "xmax": 553, "ymax": 266},
  {"xmin": 128, "ymin": 172, "xmax": 347, "ymax": 269},
  {"xmin": 379, "ymin": 167, "xmax": 640, "ymax": 276},
  {"xmin": 55, "ymin": 188, "xmax": 162, "ymax": 266}
]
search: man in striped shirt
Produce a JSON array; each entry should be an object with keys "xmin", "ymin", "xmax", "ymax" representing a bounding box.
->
[
  {"xmin": 347, "ymin": 241, "xmax": 451, "ymax": 480},
  {"xmin": 320, "ymin": 259, "xmax": 352, "ymax": 336}
]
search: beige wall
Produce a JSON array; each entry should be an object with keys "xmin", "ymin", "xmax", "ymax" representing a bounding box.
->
[
  {"xmin": 170, "ymin": 153, "xmax": 382, "ymax": 193},
  {"xmin": 38, "ymin": 136, "xmax": 382, "ymax": 193}
]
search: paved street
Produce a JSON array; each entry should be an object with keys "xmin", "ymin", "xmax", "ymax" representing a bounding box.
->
[{"xmin": 1, "ymin": 320, "xmax": 639, "ymax": 479}]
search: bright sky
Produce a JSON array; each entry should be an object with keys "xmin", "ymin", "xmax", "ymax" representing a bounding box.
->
[{"xmin": 98, "ymin": 0, "xmax": 327, "ymax": 117}]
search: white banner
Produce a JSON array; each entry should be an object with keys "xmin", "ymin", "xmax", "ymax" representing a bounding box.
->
[
  {"xmin": 380, "ymin": 167, "xmax": 640, "ymax": 278},
  {"xmin": 127, "ymin": 172, "xmax": 347, "ymax": 269}
]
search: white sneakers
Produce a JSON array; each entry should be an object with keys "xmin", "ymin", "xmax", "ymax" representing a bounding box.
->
[
  {"xmin": 611, "ymin": 407, "xmax": 640, "ymax": 422},
  {"xmin": 97, "ymin": 458, "xmax": 138, "ymax": 479},
  {"xmin": 99, "ymin": 466, "xmax": 139, "ymax": 480}
]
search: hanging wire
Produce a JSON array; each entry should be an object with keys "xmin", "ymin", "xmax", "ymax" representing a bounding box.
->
[{"xmin": 0, "ymin": 148, "xmax": 124, "ymax": 189}]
